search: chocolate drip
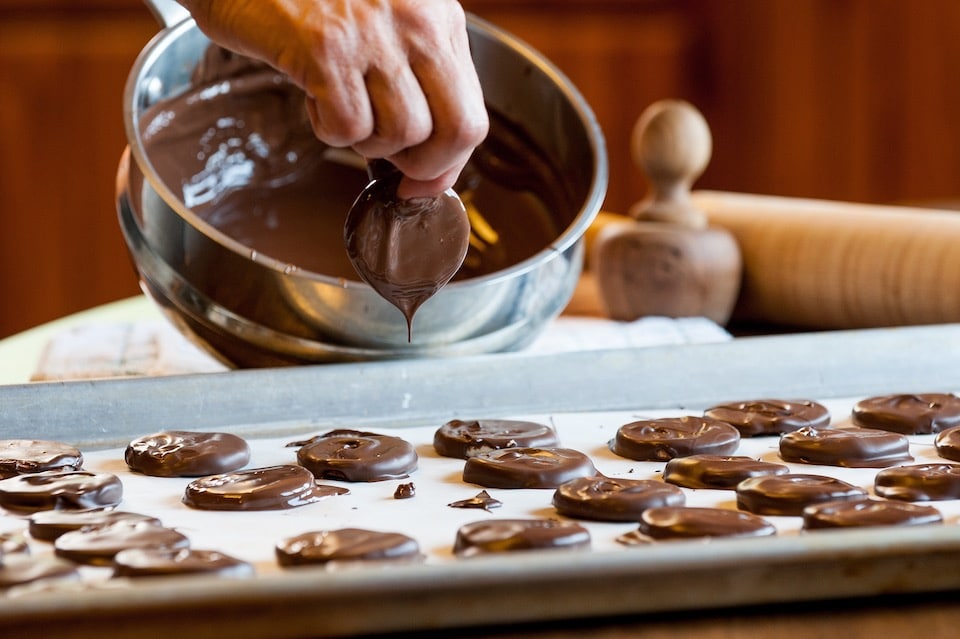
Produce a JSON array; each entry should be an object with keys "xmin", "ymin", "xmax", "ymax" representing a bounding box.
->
[{"xmin": 344, "ymin": 161, "xmax": 469, "ymax": 339}]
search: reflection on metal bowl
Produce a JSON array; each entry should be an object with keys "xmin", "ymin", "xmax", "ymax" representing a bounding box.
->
[{"xmin": 118, "ymin": 8, "xmax": 607, "ymax": 366}]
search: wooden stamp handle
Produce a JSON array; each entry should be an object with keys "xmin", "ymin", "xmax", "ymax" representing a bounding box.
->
[{"xmin": 629, "ymin": 99, "xmax": 712, "ymax": 229}]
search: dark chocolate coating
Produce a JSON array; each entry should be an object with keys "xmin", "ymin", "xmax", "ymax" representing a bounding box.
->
[
  {"xmin": 344, "ymin": 162, "xmax": 470, "ymax": 338},
  {"xmin": 704, "ymin": 399, "xmax": 830, "ymax": 437},
  {"xmin": 113, "ymin": 548, "xmax": 255, "ymax": 579},
  {"xmin": 934, "ymin": 426, "xmax": 960, "ymax": 462},
  {"xmin": 393, "ymin": 482, "xmax": 416, "ymax": 499},
  {"xmin": 183, "ymin": 464, "xmax": 331, "ymax": 511},
  {"xmin": 29, "ymin": 510, "xmax": 162, "ymax": 542},
  {"xmin": 0, "ymin": 470, "xmax": 123, "ymax": 512},
  {"xmin": 294, "ymin": 430, "xmax": 418, "ymax": 482},
  {"xmin": 736, "ymin": 474, "xmax": 869, "ymax": 516},
  {"xmin": 0, "ymin": 556, "xmax": 79, "ymax": 589},
  {"xmin": 802, "ymin": 498, "xmax": 943, "ymax": 529},
  {"xmin": 447, "ymin": 490, "xmax": 502, "ymax": 511},
  {"xmin": 609, "ymin": 417, "xmax": 741, "ymax": 461},
  {"xmin": 462, "ymin": 447, "xmax": 597, "ymax": 489},
  {"xmin": 637, "ymin": 506, "xmax": 776, "ymax": 540},
  {"xmin": 433, "ymin": 419, "xmax": 560, "ymax": 459},
  {"xmin": 874, "ymin": 463, "xmax": 960, "ymax": 501},
  {"xmin": 779, "ymin": 427, "xmax": 913, "ymax": 468},
  {"xmin": 552, "ymin": 477, "xmax": 685, "ymax": 521},
  {"xmin": 125, "ymin": 430, "xmax": 251, "ymax": 477},
  {"xmin": 0, "ymin": 439, "xmax": 83, "ymax": 478},
  {"xmin": 276, "ymin": 528, "xmax": 421, "ymax": 567},
  {"xmin": 663, "ymin": 455, "xmax": 790, "ymax": 490},
  {"xmin": 453, "ymin": 519, "xmax": 591, "ymax": 557},
  {"xmin": 54, "ymin": 521, "xmax": 190, "ymax": 566},
  {"xmin": 852, "ymin": 393, "xmax": 960, "ymax": 435}
]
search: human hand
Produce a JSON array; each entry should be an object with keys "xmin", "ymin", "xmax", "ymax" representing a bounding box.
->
[{"xmin": 180, "ymin": 0, "xmax": 489, "ymax": 199}]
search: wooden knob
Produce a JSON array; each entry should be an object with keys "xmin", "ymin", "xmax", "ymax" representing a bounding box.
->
[{"xmin": 629, "ymin": 99, "xmax": 712, "ymax": 229}]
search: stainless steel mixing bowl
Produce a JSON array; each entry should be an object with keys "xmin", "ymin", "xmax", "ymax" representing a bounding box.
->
[{"xmin": 118, "ymin": 0, "xmax": 607, "ymax": 366}]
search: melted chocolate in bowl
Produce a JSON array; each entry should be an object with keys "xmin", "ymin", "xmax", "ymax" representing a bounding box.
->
[
  {"xmin": 122, "ymin": 16, "xmax": 607, "ymax": 363},
  {"xmin": 137, "ymin": 47, "xmax": 574, "ymax": 343}
]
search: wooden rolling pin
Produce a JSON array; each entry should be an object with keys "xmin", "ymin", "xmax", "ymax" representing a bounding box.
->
[
  {"xmin": 588, "ymin": 99, "xmax": 960, "ymax": 330},
  {"xmin": 691, "ymin": 190, "xmax": 960, "ymax": 329}
]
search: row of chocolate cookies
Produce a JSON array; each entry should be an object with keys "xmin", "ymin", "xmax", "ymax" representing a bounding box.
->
[
  {"xmin": 440, "ymin": 398, "xmax": 960, "ymax": 546},
  {"xmin": 149, "ymin": 406, "xmax": 960, "ymax": 558},
  {"xmin": 126, "ymin": 430, "xmax": 418, "ymax": 566},
  {"xmin": 0, "ymin": 432, "xmax": 421, "ymax": 578},
  {"xmin": 277, "ymin": 420, "xmax": 593, "ymax": 564},
  {"xmin": 0, "ymin": 436, "xmax": 256, "ymax": 592},
  {"xmin": 6, "ymin": 392, "xmax": 960, "ymax": 581},
  {"xmin": 435, "ymin": 417, "xmax": 790, "ymax": 547}
]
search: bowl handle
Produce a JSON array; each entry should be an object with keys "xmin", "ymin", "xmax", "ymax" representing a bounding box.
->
[{"xmin": 143, "ymin": 0, "xmax": 191, "ymax": 29}]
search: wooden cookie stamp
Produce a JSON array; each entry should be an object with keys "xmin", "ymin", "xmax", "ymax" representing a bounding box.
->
[{"xmin": 592, "ymin": 100, "xmax": 741, "ymax": 325}]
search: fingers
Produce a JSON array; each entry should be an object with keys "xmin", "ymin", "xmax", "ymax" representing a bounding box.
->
[
  {"xmin": 396, "ymin": 168, "xmax": 462, "ymax": 201},
  {"xmin": 386, "ymin": 5, "xmax": 489, "ymax": 194},
  {"xmin": 311, "ymin": 2, "xmax": 486, "ymax": 196},
  {"xmin": 224, "ymin": 0, "xmax": 490, "ymax": 198},
  {"xmin": 304, "ymin": 85, "xmax": 374, "ymax": 150},
  {"xmin": 349, "ymin": 64, "xmax": 433, "ymax": 160},
  {"xmin": 386, "ymin": 47, "xmax": 489, "ymax": 196}
]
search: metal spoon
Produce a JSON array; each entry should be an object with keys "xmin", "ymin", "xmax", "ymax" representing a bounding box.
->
[{"xmin": 343, "ymin": 159, "xmax": 471, "ymax": 342}]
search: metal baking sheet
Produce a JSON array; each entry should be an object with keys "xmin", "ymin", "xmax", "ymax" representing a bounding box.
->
[{"xmin": 3, "ymin": 324, "xmax": 960, "ymax": 638}]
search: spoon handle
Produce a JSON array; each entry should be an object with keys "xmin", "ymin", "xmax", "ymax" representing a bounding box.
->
[{"xmin": 366, "ymin": 158, "xmax": 401, "ymax": 182}]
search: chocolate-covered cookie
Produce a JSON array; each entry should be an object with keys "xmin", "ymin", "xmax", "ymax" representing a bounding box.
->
[
  {"xmin": 663, "ymin": 455, "xmax": 790, "ymax": 490},
  {"xmin": 462, "ymin": 447, "xmax": 597, "ymax": 489},
  {"xmin": 54, "ymin": 521, "xmax": 189, "ymax": 566},
  {"xmin": 634, "ymin": 506, "xmax": 776, "ymax": 540},
  {"xmin": 552, "ymin": 477, "xmax": 685, "ymax": 521},
  {"xmin": 934, "ymin": 426, "xmax": 960, "ymax": 462},
  {"xmin": 779, "ymin": 427, "xmax": 912, "ymax": 468},
  {"xmin": 802, "ymin": 499, "xmax": 942, "ymax": 529},
  {"xmin": 609, "ymin": 417, "xmax": 740, "ymax": 461},
  {"xmin": 183, "ymin": 464, "xmax": 341, "ymax": 511},
  {"xmin": 433, "ymin": 419, "xmax": 560, "ymax": 459},
  {"xmin": 704, "ymin": 399, "xmax": 830, "ymax": 437},
  {"xmin": 736, "ymin": 474, "xmax": 868, "ymax": 516},
  {"xmin": 293, "ymin": 430, "xmax": 417, "ymax": 482},
  {"xmin": 113, "ymin": 548, "xmax": 255, "ymax": 579},
  {"xmin": 125, "ymin": 430, "xmax": 250, "ymax": 477},
  {"xmin": 0, "ymin": 470, "xmax": 123, "ymax": 512},
  {"xmin": 0, "ymin": 556, "xmax": 79, "ymax": 590},
  {"xmin": 0, "ymin": 439, "xmax": 83, "ymax": 478},
  {"xmin": 874, "ymin": 463, "xmax": 960, "ymax": 501},
  {"xmin": 453, "ymin": 519, "xmax": 591, "ymax": 557},
  {"xmin": 852, "ymin": 393, "xmax": 960, "ymax": 435},
  {"xmin": 29, "ymin": 510, "xmax": 161, "ymax": 542},
  {"xmin": 276, "ymin": 528, "xmax": 422, "ymax": 567}
]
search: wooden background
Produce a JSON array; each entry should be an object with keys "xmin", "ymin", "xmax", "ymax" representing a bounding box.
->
[{"xmin": 2, "ymin": 0, "xmax": 959, "ymax": 339}]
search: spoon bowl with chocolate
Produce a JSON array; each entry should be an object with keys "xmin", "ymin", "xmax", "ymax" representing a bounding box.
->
[{"xmin": 117, "ymin": 7, "xmax": 607, "ymax": 365}]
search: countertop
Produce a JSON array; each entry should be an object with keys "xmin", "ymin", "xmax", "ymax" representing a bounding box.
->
[{"xmin": 369, "ymin": 597, "xmax": 960, "ymax": 639}]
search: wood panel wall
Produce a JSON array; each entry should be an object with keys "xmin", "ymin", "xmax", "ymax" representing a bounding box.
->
[
  {"xmin": 1, "ymin": 0, "xmax": 958, "ymax": 339},
  {"xmin": 0, "ymin": 3, "xmax": 158, "ymax": 339}
]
